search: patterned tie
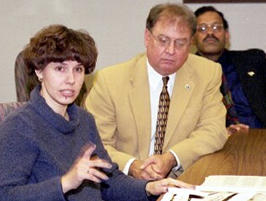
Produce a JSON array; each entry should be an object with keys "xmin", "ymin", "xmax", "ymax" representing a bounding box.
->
[{"xmin": 154, "ymin": 76, "xmax": 170, "ymax": 154}]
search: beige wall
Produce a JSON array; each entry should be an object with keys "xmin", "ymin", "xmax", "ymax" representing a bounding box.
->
[{"xmin": 0, "ymin": 0, "xmax": 265, "ymax": 102}]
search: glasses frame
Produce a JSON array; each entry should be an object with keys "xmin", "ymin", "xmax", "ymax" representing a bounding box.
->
[
  {"xmin": 149, "ymin": 30, "xmax": 190, "ymax": 51},
  {"xmin": 196, "ymin": 23, "xmax": 224, "ymax": 34}
]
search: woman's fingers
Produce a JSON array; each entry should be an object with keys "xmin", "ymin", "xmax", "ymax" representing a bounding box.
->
[
  {"xmin": 87, "ymin": 167, "xmax": 109, "ymax": 182},
  {"xmin": 163, "ymin": 178, "xmax": 195, "ymax": 189},
  {"xmin": 87, "ymin": 157, "xmax": 112, "ymax": 169},
  {"xmin": 79, "ymin": 152, "xmax": 112, "ymax": 182},
  {"xmin": 61, "ymin": 144, "xmax": 112, "ymax": 193},
  {"xmin": 146, "ymin": 178, "xmax": 195, "ymax": 196},
  {"xmin": 82, "ymin": 144, "xmax": 96, "ymax": 158}
]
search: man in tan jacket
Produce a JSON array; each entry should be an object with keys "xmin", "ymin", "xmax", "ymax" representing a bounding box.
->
[{"xmin": 85, "ymin": 3, "xmax": 227, "ymax": 180}]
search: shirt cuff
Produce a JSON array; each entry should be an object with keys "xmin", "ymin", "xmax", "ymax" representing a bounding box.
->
[
  {"xmin": 122, "ymin": 158, "xmax": 136, "ymax": 175},
  {"xmin": 169, "ymin": 149, "xmax": 181, "ymax": 172}
]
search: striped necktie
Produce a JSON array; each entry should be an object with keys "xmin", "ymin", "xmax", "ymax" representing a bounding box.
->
[{"xmin": 154, "ymin": 76, "xmax": 170, "ymax": 154}]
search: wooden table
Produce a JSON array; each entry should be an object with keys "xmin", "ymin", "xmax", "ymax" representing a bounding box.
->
[{"xmin": 178, "ymin": 129, "xmax": 266, "ymax": 185}]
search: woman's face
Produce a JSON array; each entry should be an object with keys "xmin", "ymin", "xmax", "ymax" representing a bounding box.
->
[{"xmin": 35, "ymin": 60, "xmax": 85, "ymax": 111}]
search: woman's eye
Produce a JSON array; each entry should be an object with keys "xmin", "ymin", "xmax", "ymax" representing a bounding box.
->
[
  {"xmin": 55, "ymin": 66, "xmax": 65, "ymax": 72},
  {"xmin": 75, "ymin": 66, "xmax": 85, "ymax": 73}
]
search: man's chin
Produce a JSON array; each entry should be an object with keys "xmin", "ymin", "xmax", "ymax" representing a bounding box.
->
[{"xmin": 201, "ymin": 47, "xmax": 222, "ymax": 55}]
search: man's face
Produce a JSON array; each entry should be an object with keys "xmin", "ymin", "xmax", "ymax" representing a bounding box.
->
[
  {"xmin": 144, "ymin": 17, "xmax": 192, "ymax": 76},
  {"xmin": 194, "ymin": 11, "xmax": 229, "ymax": 56}
]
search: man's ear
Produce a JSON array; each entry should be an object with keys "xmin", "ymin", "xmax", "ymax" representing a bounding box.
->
[
  {"xmin": 225, "ymin": 30, "xmax": 230, "ymax": 49},
  {"xmin": 144, "ymin": 28, "xmax": 151, "ymax": 48}
]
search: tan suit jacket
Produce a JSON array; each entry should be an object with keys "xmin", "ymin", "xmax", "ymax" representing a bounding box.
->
[{"xmin": 85, "ymin": 53, "xmax": 227, "ymax": 172}]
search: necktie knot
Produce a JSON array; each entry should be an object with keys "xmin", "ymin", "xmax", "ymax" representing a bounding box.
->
[{"xmin": 162, "ymin": 76, "xmax": 169, "ymax": 87}]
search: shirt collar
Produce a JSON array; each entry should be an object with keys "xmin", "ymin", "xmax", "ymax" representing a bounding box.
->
[{"xmin": 147, "ymin": 60, "xmax": 176, "ymax": 91}]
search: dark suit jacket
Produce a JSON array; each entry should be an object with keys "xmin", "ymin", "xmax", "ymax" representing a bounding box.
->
[{"xmin": 222, "ymin": 49, "xmax": 266, "ymax": 127}]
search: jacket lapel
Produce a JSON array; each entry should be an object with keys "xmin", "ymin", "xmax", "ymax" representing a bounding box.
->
[
  {"xmin": 164, "ymin": 60, "xmax": 195, "ymax": 148},
  {"xmin": 128, "ymin": 54, "xmax": 151, "ymax": 159}
]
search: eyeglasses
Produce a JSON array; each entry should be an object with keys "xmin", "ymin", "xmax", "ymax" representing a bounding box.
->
[
  {"xmin": 197, "ymin": 24, "xmax": 224, "ymax": 33},
  {"xmin": 149, "ymin": 31, "xmax": 190, "ymax": 50}
]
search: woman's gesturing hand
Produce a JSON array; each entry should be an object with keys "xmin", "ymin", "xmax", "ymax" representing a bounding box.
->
[{"xmin": 61, "ymin": 144, "xmax": 112, "ymax": 193}]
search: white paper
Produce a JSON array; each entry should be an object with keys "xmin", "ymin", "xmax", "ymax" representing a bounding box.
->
[
  {"xmin": 227, "ymin": 192, "xmax": 257, "ymax": 201},
  {"xmin": 161, "ymin": 188, "xmax": 206, "ymax": 201},
  {"xmin": 196, "ymin": 175, "xmax": 266, "ymax": 193},
  {"xmin": 167, "ymin": 187, "xmax": 208, "ymax": 197},
  {"xmin": 161, "ymin": 175, "xmax": 266, "ymax": 201}
]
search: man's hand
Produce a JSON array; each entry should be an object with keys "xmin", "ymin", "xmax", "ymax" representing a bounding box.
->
[
  {"xmin": 129, "ymin": 159, "xmax": 162, "ymax": 180},
  {"xmin": 227, "ymin": 123, "xmax": 249, "ymax": 135},
  {"xmin": 145, "ymin": 178, "xmax": 194, "ymax": 196},
  {"xmin": 141, "ymin": 152, "xmax": 177, "ymax": 180}
]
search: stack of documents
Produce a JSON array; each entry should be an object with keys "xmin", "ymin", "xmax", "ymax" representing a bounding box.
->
[{"xmin": 161, "ymin": 175, "xmax": 266, "ymax": 201}]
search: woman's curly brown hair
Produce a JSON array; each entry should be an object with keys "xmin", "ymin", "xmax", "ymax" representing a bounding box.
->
[{"xmin": 24, "ymin": 24, "xmax": 98, "ymax": 75}]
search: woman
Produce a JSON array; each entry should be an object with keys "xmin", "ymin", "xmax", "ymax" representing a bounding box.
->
[{"xmin": 0, "ymin": 25, "xmax": 193, "ymax": 201}]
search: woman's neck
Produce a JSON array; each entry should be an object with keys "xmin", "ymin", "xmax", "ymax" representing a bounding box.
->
[{"xmin": 40, "ymin": 89, "xmax": 69, "ymax": 120}]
